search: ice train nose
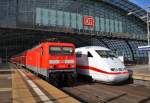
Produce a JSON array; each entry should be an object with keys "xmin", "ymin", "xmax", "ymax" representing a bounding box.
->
[{"xmin": 108, "ymin": 73, "xmax": 129, "ymax": 83}]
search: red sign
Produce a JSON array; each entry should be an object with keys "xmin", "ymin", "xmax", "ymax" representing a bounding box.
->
[{"xmin": 83, "ymin": 16, "xmax": 95, "ymax": 28}]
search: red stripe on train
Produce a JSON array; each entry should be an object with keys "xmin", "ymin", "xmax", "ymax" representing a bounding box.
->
[{"xmin": 77, "ymin": 66, "xmax": 129, "ymax": 75}]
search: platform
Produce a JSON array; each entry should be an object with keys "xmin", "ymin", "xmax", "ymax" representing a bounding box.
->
[
  {"xmin": 0, "ymin": 63, "xmax": 80, "ymax": 103},
  {"xmin": 127, "ymin": 65, "xmax": 150, "ymax": 81}
]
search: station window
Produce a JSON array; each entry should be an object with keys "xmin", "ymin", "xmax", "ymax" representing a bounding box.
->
[
  {"xmin": 36, "ymin": 8, "xmax": 41, "ymax": 25},
  {"xmin": 118, "ymin": 21, "xmax": 123, "ymax": 32},
  {"xmin": 115, "ymin": 20, "xmax": 119, "ymax": 32},
  {"xmin": 71, "ymin": 13, "xmax": 77, "ymax": 28},
  {"xmin": 106, "ymin": 19, "xmax": 110, "ymax": 32},
  {"xmin": 57, "ymin": 10, "xmax": 63, "ymax": 26},
  {"xmin": 50, "ymin": 9, "xmax": 56, "ymax": 26},
  {"xmin": 77, "ymin": 14, "xmax": 83, "ymax": 30},
  {"xmin": 100, "ymin": 18, "xmax": 105, "ymax": 32},
  {"xmin": 110, "ymin": 19, "xmax": 114, "ymax": 32},
  {"xmin": 42, "ymin": 9, "xmax": 49, "ymax": 26},
  {"xmin": 64, "ymin": 12, "xmax": 70, "ymax": 27},
  {"xmin": 95, "ymin": 17, "xmax": 100, "ymax": 31}
]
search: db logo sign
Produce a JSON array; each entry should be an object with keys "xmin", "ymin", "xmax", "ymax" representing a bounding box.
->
[{"xmin": 83, "ymin": 16, "xmax": 95, "ymax": 28}]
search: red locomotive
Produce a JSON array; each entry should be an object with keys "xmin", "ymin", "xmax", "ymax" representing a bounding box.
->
[{"xmin": 11, "ymin": 42, "xmax": 76, "ymax": 86}]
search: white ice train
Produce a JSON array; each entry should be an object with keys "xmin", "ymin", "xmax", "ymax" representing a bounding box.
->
[{"xmin": 75, "ymin": 46, "xmax": 129, "ymax": 83}]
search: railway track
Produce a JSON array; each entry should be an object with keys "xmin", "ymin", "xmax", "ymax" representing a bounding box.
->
[{"xmin": 61, "ymin": 80, "xmax": 150, "ymax": 103}]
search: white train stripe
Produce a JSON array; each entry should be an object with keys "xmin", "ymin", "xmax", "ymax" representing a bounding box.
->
[{"xmin": 18, "ymin": 69, "xmax": 53, "ymax": 103}]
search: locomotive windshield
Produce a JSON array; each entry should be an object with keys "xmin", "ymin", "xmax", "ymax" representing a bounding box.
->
[
  {"xmin": 49, "ymin": 46, "xmax": 74, "ymax": 55},
  {"xmin": 62, "ymin": 47, "xmax": 73, "ymax": 55},
  {"xmin": 96, "ymin": 50, "xmax": 117, "ymax": 58}
]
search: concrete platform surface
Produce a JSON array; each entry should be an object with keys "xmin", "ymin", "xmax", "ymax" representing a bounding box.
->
[
  {"xmin": 0, "ymin": 63, "xmax": 12, "ymax": 103},
  {"xmin": 127, "ymin": 65, "xmax": 150, "ymax": 81},
  {"xmin": 0, "ymin": 63, "xmax": 80, "ymax": 103}
]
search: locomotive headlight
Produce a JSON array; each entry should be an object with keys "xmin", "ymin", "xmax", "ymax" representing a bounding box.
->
[
  {"xmin": 64, "ymin": 60, "xmax": 74, "ymax": 64},
  {"xmin": 49, "ymin": 60, "xmax": 60, "ymax": 64},
  {"xmin": 118, "ymin": 68, "xmax": 122, "ymax": 71},
  {"xmin": 111, "ymin": 68, "xmax": 119, "ymax": 71},
  {"xmin": 111, "ymin": 68, "xmax": 115, "ymax": 71}
]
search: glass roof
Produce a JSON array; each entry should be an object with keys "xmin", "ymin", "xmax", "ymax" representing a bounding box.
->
[{"xmin": 101, "ymin": 0, "xmax": 147, "ymax": 22}]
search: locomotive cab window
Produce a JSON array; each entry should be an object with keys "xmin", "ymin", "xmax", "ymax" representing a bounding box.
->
[
  {"xmin": 62, "ymin": 47, "xmax": 74, "ymax": 55},
  {"xmin": 49, "ymin": 47, "xmax": 61, "ymax": 55},
  {"xmin": 49, "ymin": 46, "xmax": 73, "ymax": 55}
]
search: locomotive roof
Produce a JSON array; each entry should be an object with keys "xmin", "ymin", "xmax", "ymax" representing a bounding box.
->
[
  {"xmin": 42, "ymin": 42, "xmax": 74, "ymax": 46},
  {"xmin": 11, "ymin": 42, "xmax": 75, "ymax": 58},
  {"xmin": 76, "ymin": 46, "xmax": 110, "ymax": 51}
]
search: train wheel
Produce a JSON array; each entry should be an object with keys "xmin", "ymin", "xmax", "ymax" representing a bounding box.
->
[
  {"xmin": 66, "ymin": 74, "xmax": 76, "ymax": 86},
  {"xmin": 49, "ymin": 74, "xmax": 59, "ymax": 87},
  {"xmin": 59, "ymin": 74, "xmax": 65, "ymax": 87}
]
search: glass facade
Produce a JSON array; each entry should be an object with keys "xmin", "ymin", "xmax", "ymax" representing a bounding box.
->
[
  {"xmin": 0, "ymin": 0, "xmax": 148, "ymax": 64},
  {"xmin": 90, "ymin": 38, "xmax": 107, "ymax": 47},
  {"xmin": 0, "ymin": 0, "xmax": 16, "ymax": 27},
  {"xmin": 102, "ymin": 39, "xmax": 134, "ymax": 63},
  {"xmin": 128, "ymin": 41, "xmax": 148, "ymax": 64},
  {"xmin": 0, "ymin": 0, "xmax": 147, "ymax": 35}
]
